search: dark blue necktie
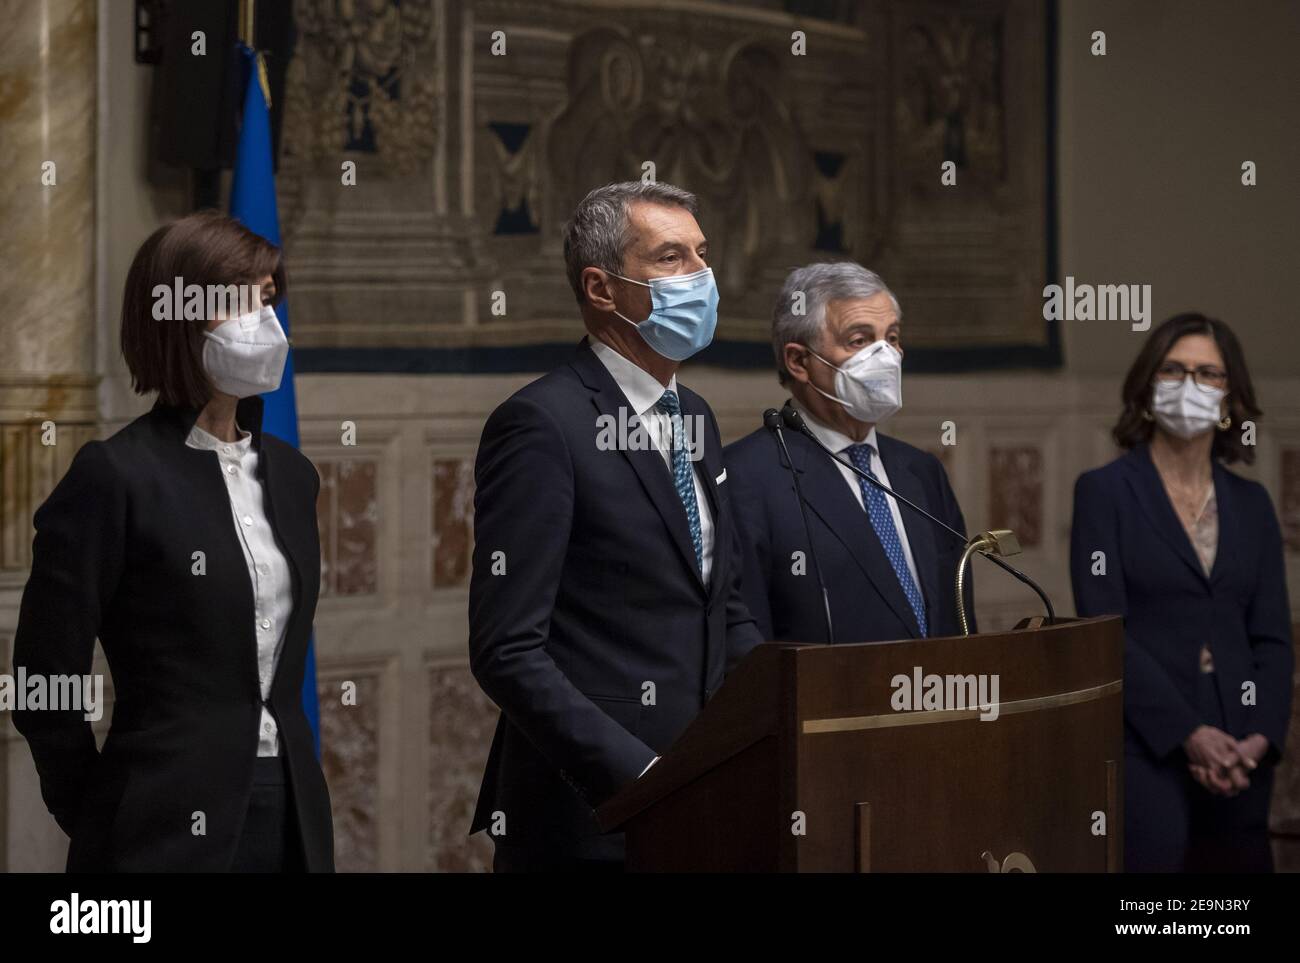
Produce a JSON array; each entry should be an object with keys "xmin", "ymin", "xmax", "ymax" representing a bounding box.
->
[
  {"xmin": 655, "ymin": 390, "xmax": 703, "ymax": 572},
  {"xmin": 845, "ymin": 443, "xmax": 927, "ymax": 636}
]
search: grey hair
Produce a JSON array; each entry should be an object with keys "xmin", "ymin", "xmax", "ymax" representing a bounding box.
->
[
  {"xmin": 772, "ymin": 262, "xmax": 902, "ymax": 385},
  {"xmin": 562, "ymin": 181, "xmax": 699, "ymax": 304}
]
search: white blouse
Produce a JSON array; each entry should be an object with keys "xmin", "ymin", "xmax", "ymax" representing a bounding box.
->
[{"xmin": 185, "ymin": 421, "xmax": 295, "ymax": 756}]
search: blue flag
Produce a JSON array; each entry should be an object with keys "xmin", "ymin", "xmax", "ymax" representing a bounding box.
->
[{"xmin": 230, "ymin": 43, "xmax": 322, "ymax": 758}]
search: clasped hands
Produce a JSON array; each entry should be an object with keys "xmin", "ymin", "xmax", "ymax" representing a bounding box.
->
[{"xmin": 1182, "ymin": 726, "xmax": 1268, "ymax": 797}]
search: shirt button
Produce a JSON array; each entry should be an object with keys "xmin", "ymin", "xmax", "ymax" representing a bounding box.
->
[
  {"xmin": 260, "ymin": 618, "xmax": 272, "ymax": 629},
  {"xmin": 224, "ymin": 446, "xmax": 232, "ymax": 454},
  {"xmin": 258, "ymin": 563, "xmax": 269, "ymax": 574},
  {"xmin": 226, "ymin": 464, "xmax": 237, "ymax": 475},
  {"xmin": 242, "ymin": 515, "xmax": 253, "ymax": 526},
  {"xmin": 263, "ymin": 723, "xmax": 273, "ymax": 733}
]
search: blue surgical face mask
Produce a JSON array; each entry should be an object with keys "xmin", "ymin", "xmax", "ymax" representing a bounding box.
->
[{"xmin": 608, "ymin": 266, "xmax": 720, "ymax": 361}]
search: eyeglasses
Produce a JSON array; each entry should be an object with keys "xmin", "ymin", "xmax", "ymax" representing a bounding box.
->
[{"xmin": 1154, "ymin": 361, "xmax": 1227, "ymax": 392}]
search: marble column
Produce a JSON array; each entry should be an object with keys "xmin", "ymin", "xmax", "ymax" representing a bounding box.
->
[{"xmin": 0, "ymin": 0, "xmax": 99, "ymax": 872}]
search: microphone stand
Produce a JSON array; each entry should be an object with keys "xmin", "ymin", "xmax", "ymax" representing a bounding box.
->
[{"xmin": 763, "ymin": 409, "xmax": 834, "ymax": 645}]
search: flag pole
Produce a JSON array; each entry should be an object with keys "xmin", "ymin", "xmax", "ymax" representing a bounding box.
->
[
  {"xmin": 239, "ymin": 0, "xmax": 255, "ymax": 47},
  {"xmin": 238, "ymin": 0, "xmax": 272, "ymax": 108}
]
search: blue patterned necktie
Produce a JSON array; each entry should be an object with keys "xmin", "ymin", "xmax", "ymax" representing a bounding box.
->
[
  {"xmin": 655, "ymin": 390, "xmax": 703, "ymax": 572},
  {"xmin": 844, "ymin": 443, "xmax": 927, "ymax": 636}
]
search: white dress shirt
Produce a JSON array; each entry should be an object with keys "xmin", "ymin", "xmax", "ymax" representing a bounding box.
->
[
  {"xmin": 186, "ymin": 421, "xmax": 294, "ymax": 757},
  {"xmin": 591, "ymin": 340, "xmax": 715, "ymax": 586},
  {"xmin": 796, "ymin": 405, "xmax": 924, "ymax": 604}
]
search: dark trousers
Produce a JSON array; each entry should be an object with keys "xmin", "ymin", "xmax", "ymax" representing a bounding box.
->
[
  {"xmin": 1125, "ymin": 671, "xmax": 1274, "ymax": 873},
  {"xmin": 230, "ymin": 755, "xmax": 305, "ymax": 873},
  {"xmin": 491, "ymin": 841, "xmax": 624, "ymax": 873}
]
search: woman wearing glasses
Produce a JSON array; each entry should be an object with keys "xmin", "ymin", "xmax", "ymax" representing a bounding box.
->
[{"xmin": 1070, "ymin": 313, "xmax": 1292, "ymax": 872}]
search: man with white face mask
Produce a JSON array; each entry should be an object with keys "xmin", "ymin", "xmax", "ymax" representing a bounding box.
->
[{"xmin": 725, "ymin": 262, "xmax": 974, "ymax": 644}]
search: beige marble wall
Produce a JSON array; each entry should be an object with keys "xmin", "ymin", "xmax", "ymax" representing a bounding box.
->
[
  {"xmin": 0, "ymin": 0, "xmax": 100, "ymax": 573},
  {"xmin": 317, "ymin": 667, "xmax": 382, "ymax": 871},
  {"xmin": 0, "ymin": 0, "xmax": 99, "ymax": 873},
  {"xmin": 0, "ymin": 0, "xmax": 97, "ymax": 382},
  {"xmin": 426, "ymin": 660, "xmax": 495, "ymax": 872}
]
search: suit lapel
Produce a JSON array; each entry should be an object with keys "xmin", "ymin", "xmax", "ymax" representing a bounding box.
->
[
  {"xmin": 571, "ymin": 341, "xmax": 706, "ymax": 594},
  {"xmin": 788, "ymin": 431, "xmax": 922, "ymax": 638},
  {"xmin": 1124, "ymin": 444, "xmax": 1209, "ymax": 585}
]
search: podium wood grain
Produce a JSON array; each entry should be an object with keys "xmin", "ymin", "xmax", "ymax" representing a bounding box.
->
[{"xmin": 598, "ymin": 616, "xmax": 1124, "ymax": 872}]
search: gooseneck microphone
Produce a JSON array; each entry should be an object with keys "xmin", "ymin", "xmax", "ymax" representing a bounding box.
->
[
  {"xmin": 763, "ymin": 408, "xmax": 834, "ymax": 645},
  {"xmin": 779, "ymin": 403, "xmax": 1056, "ymax": 625}
]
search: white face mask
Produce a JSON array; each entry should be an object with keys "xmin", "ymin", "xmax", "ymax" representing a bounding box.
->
[
  {"xmin": 201, "ymin": 304, "xmax": 289, "ymax": 398},
  {"xmin": 1151, "ymin": 378, "xmax": 1225, "ymax": 439},
  {"xmin": 806, "ymin": 339, "xmax": 903, "ymax": 424}
]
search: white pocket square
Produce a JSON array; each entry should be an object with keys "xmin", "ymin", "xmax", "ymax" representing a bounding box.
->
[{"xmin": 715, "ymin": 468, "xmax": 727, "ymax": 485}]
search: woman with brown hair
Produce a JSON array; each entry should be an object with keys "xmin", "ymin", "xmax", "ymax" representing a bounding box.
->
[
  {"xmin": 12, "ymin": 210, "xmax": 334, "ymax": 872},
  {"xmin": 1070, "ymin": 312, "xmax": 1292, "ymax": 872}
]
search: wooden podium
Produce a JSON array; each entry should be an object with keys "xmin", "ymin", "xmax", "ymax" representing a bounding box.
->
[{"xmin": 597, "ymin": 616, "xmax": 1124, "ymax": 872}]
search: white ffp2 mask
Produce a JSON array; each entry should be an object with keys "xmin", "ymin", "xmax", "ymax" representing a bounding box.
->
[
  {"xmin": 807, "ymin": 339, "xmax": 903, "ymax": 424},
  {"xmin": 201, "ymin": 304, "xmax": 289, "ymax": 398}
]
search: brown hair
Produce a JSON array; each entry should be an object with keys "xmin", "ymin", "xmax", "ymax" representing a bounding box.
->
[
  {"xmin": 120, "ymin": 210, "xmax": 285, "ymax": 408},
  {"xmin": 1113, "ymin": 312, "xmax": 1260, "ymax": 465}
]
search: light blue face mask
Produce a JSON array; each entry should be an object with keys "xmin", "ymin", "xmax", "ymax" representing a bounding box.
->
[{"xmin": 608, "ymin": 266, "xmax": 720, "ymax": 361}]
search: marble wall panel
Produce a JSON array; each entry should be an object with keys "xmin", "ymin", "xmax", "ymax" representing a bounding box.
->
[
  {"xmin": 318, "ymin": 670, "xmax": 381, "ymax": 872},
  {"xmin": 988, "ymin": 445, "xmax": 1044, "ymax": 548},
  {"xmin": 426, "ymin": 660, "xmax": 497, "ymax": 872},
  {"xmin": 317, "ymin": 458, "xmax": 380, "ymax": 597},
  {"xmin": 432, "ymin": 456, "xmax": 474, "ymax": 589}
]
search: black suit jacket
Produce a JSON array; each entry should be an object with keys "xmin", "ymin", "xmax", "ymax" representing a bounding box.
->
[
  {"xmin": 724, "ymin": 420, "xmax": 973, "ymax": 644},
  {"xmin": 468, "ymin": 339, "xmax": 764, "ymax": 859},
  {"xmin": 1070, "ymin": 443, "xmax": 1293, "ymax": 763},
  {"xmin": 11, "ymin": 395, "xmax": 335, "ymax": 872}
]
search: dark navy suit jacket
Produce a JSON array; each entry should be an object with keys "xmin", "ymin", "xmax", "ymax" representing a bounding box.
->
[
  {"xmin": 1070, "ymin": 443, "xmax": 1293, "ymax": 763},
  {"xmin": 724, "ymin": 420, "xmax": 973, "ymax": 644},
  {"xmin": 468, "ymin": 339, "xmax": 763, "ymax": 859}
]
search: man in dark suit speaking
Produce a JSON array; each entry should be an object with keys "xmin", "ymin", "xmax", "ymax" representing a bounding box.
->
[
  {"xmin": 468, "ymin": 181, "xmax": 764, "ymax": 871},
  {"xmin": 725, "ymin": 262, "xmax": 974, "ymax": 645}
]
